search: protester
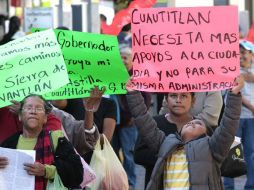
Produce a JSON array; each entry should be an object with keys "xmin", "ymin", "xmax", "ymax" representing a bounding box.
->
[
  {"xmin": 136, "ymin": 78, "xmax": 222, "ymax": 187},
  {"xmin": 159, "ymin": 91, "xmax": 223, "ymax": 127},
  {"xmin": 111, "ymin": 43, "xmax": 151, "ymax": 190},
  {"xmin": 0, "ymin": 16, "xmax": 25, "ymax": 45},
  {"xmin": 126, "ymin": 75, "xmax": 244, "ymax": 190},
  {"xmin": 51, "ymin": 87, "xmax": 104, "ymax": 156},
  {"xmin": 135, "ymin": 92, "xmax": 195, "ymax": 187},
  {"xmin": 0, "ymin": 104, "xmax": 62, "ymax": 144},
  {"xmin": 0, "ymin": 94, "xmax": 83, "ymax": 190},
  {"xmin": 1, "ymin": 87, "xmax": 104, "ymax": 157},
  {"xmin": 111, "ymin": 43, "xmax": 138, "ymax": 189},
  {"xmin": 224, "ymin": 40, "xmax": 254, "ymax": 190}
]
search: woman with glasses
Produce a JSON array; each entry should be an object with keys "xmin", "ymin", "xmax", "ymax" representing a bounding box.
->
[{"xmin": 0, "ymin": 94, "xmax": 84, "ymax": 190}]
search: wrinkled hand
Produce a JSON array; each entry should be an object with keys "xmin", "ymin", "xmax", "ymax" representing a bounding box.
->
[
  {"xmin": 24, "ymin": 162, "xmax": 46, "ymax": 177},
  {"xmin": 8, "ymin": 100, "xmax": 21, "ymax": 114},
  {"xmin": 83, "ymin": 86, "xmax": 106, "ymax": 112},
  {"xmin": 231, "ymin": 75, "xmax": 245, "ymax": 94},
  {"xmin": 0, "ymin": 156, "xmax": 9, "ymax": 169}
]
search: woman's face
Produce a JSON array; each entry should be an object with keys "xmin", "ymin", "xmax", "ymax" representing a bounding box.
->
[
  {"xmin": 20, "ymin": 96, "xmax": 47, "ymax": 130},
  {"xmin": 166, "ymin": 92, "xmax": 194, "ymax": 116}
]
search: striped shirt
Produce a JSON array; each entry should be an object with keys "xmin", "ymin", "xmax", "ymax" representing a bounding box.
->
[{"xmin": 164, "ymin": 148, "xmax": 190, "ymax": 190}]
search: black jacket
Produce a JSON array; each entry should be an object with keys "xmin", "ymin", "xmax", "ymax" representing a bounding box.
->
[{"xmin": 1, "ymin": 131, "xmax": 83, "ymax": 188}]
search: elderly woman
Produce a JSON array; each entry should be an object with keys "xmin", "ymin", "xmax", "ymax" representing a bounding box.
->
[
  {"xmin": 0, "ymin": 91, "xmax": 102, "ymax": 159},
  {"xmin": 0, "ymin": 94, "xmax": 84, "ymax": 190}
]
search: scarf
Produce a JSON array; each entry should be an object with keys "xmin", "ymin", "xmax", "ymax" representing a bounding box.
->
[{"xmin": 34, "ymin": 128, "xmax": 54, "ymax": 190}]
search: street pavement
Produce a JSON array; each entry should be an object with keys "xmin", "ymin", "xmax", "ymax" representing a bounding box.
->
[{"xmin": 134, "ymin": 164, "xmax": 246, "ymax": 190}]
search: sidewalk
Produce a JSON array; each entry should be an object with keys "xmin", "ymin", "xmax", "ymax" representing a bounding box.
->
[{"xmin": 135, "ymin": 164, "xmax": 246, "ymax": 190}]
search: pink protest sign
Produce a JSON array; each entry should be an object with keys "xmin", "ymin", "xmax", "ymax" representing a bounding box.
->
[{"xmin": 131, "ymin": 6, "xmax": 239, "ymax": 92}]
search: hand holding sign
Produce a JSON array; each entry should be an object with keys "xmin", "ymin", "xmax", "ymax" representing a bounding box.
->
[
  {"xmin": 126, "ymin": 78, "xmax": 136, "ymax": 93},
  {"xmin": 82, "ymin": 86, "xmax": 106, "ymax": 112},
  {"xmin": 231, "ymin": 75, "xmax": 245, "ymax": 95}
]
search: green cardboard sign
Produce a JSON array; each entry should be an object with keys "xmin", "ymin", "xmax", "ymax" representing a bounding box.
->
[
  {"xmin": 33, "ymin": 28, "xmax": 130, "ymax": 99},
  {"xmin": 0, "ymin": 29, "xmax": 69, "ymax": 108}
]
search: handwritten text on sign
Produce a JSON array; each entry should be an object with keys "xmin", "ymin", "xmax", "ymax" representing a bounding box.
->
[
  {"xmin": 33, "ymin": 29, "xmax": 130, "ymax": 99},
  {"xmin": 0, "ymin": 30, "xmax": 68, "ymax": 108},
  {"xmin": 131, "ymin": 6, "xmax": 239, "ymax": 92}
]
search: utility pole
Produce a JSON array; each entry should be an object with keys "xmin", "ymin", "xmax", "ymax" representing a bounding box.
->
[
  {"xmin": 58, "ymin": 0, "xmax": 63, "ymax": 27},
  {"xmin": 87, "ymin": 0, "xmax": 92, "ymax": 32}
]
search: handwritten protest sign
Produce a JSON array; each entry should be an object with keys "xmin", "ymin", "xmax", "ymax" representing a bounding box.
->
[
  {"xmin": 131, "ymin": 6, "xmax": 239, "ymax": 92},
  {"xmin": 0, "ymin": 29, "xmax": 68, "ymax": 108},
  {"xmin": 33, "ymin": 29, "xmax": 130, "ymax": 99}
]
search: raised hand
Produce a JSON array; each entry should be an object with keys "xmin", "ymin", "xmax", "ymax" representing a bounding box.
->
[
  {"xmin": 126, "ymin": 78, "xmax": 136, "ymax": 92},
  {"xmin": 231, "ymin": 75, "xmax": 245, "ymax": 95},
  {"xmin": 83, "ymin": 86, "xmax": 106, "ymax": 112}
]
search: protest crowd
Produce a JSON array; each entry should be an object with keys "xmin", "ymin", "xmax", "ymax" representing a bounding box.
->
[{"xmin": 0, "ymin": 1, "xmax": 254, "ymax": 190}]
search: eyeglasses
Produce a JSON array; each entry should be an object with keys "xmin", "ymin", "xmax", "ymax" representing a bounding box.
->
[
  {"xmin": 240, "ymin": 47, "xmax": 252, "ymax": 54},
  {"xmin": 168, "ymin": 93, "xmax": 190, "ymax": 101},
  {"xmin": 22, "ymin": 107, "xmax": 45, "ymax": 113}
]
